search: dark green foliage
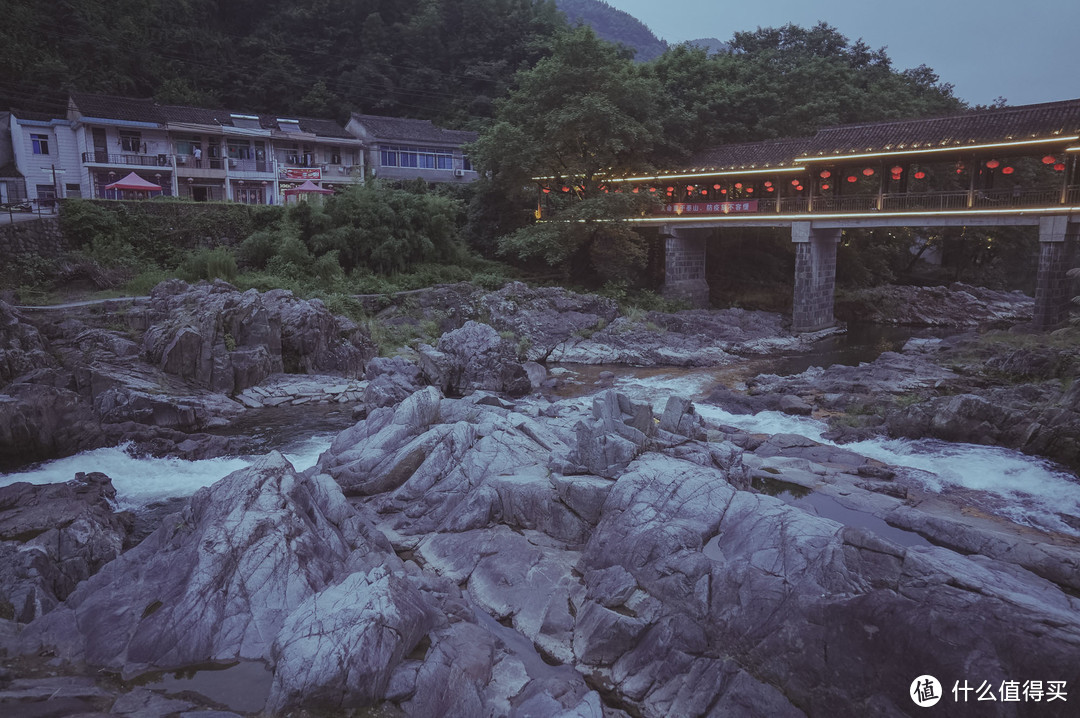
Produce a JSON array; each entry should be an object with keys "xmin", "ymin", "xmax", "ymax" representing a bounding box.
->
[
  {"xmin": 554, "ymin": 0, "xmax": 667, "ymax": 61},
  {"xmin": 181, "ymin": 247, "xmax": 238, "ymax": 283},
  {"xmin": 1, "ymin": 0, "xmax": 566, "ymax": 125}
]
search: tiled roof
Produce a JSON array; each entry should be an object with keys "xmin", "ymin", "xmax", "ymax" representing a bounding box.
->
[
  {"xmin": 0, "ymin": 163, "xmax": 23, "ymax": 178},
  {"xmin": 70, "ymin": 93, "xmax": 165, "ymax": 123},
  {"xmin": 682, "ymin": 98, "xmax": 1080, "ymax": 171},
  {"xmin": 801, "ymin": 99, "xmax": 1080, "ymax": 158},
  {"xmin": 350, "ymin": 113, "xmax": 477, "ymax": 145},
  {"xmin": 687, "ymin": 138, "xmax": 814, "ymax": 171},
  {"xmin": 68, "ymin": 92, "xmax": 352, "ymax": 139}
]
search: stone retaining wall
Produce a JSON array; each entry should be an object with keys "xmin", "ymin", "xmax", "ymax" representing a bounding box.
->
[{"xmin": 0, "ymin": 217, "xmax": 67, "ymax": 257}]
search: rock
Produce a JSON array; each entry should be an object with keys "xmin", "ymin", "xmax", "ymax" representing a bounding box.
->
[
  {"xmin": 417, "ymin": 321, "xmax": 531, "ymax": 397},
  {"xmin": 0, "ymin": 473, "xmax": 133, "ymax": 622},
  {"xmin": 110, "ymin": 687, "xmax": 195, "ymax": 717},
  {"xmin": 658, "ymin": 395, "xmax": 705, "ymax": 440},
  {"xmin": 363, "ymin": 356, "xmax": 425, "ymax": 410},
  {"xmin": 836, "ymin": 282, "xmax": 1034, "ymax": 327},
  {"xmin": 0, "ymin": 301, "xmax": 56, "ymax": 386},
  {"xmin": 778, "ymin": 394, "xmax": 812, "ymax": 415},
  {"xmin": 20, "ymin": 453, "xmax": 360, "ymax": 676},
  {"xmin": 522, "ymin": 361, "xmax": 547, "ymax": 390},
  {"xmin": 268, "ymin": 566, "xmax": 435, "ymax": 712},
  {"xmin": 140, "ymin": 280, "xmax": 373, "ymax": 395}
]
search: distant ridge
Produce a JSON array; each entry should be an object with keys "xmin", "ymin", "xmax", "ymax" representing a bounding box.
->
[{"xmin": 554, "ymin": 0, "xmax": 668, "ymax": 61}]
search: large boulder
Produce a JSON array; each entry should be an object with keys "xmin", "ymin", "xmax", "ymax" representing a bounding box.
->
[
  {"xmin": 20, "ymin": 453, "xmax": 361, "ymax": 676},
  {"xmin": 0, "ymin": 301, "xmax": 55, "ymax": 386},
  {"xmin": 141, "ymin": 280, "xmax": 374, "ymax": 395},
  {"xmin": 417, "ymin": 321, "xmax": 531, "ymax": 397},
  {"xmin": 0, "ymin": 473, "xmax": 133, "ymax": 623}
]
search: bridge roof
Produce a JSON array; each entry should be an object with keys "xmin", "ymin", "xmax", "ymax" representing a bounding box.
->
[{"xmin": 683, "ymin": 97, "xmax": 1080, "ymax": 172}]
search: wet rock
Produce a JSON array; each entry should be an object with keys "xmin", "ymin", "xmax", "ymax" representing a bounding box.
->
[
  {"xmin": 778, "ymin": 394, "xmax": 812, "ymax": 415},
  {"xmin": 657, "ymin": 395, "xmax": 705, "ymax": 440}
]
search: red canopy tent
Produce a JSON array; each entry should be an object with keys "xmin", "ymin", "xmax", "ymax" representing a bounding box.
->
[
  {"xmin": 282, "ymin": 179, "xmax": 334, "ymax": 203},
  {"xmin": 103, "ymin": 172, "xmax": 163, "ymax": 199}
]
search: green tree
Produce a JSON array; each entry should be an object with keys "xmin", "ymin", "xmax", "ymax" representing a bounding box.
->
[{"xmin": 472, "ymin": 26, "xmax": 660, "ymax": 282}]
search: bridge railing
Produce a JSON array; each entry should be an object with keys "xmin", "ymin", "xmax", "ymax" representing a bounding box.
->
[
  {"xmin": 812, "ymin": 195, "xmax": 878, "ymax": 212},
  {"xmin": 880, "ymin": 191, "xmax": 969, "ymax": 212}
]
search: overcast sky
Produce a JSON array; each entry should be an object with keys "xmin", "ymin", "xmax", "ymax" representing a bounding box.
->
[{"xmin": 603, "ymin": 0, "xmax": 1080, "ymax": 108}]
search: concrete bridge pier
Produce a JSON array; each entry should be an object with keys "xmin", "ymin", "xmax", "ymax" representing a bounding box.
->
[
  {"xmin": 1033, "ymin": 216, "xmax": 1078, "ymax": 328},
  {"xmin": 791, "ymin": 222, "xmax": 841, "ymax": 333},
  {"xmin": 660, "ymin": 227, "xmax": 710, "ymax": 308}
]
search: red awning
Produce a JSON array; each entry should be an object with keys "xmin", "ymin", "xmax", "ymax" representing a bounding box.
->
[
  {"xmin": 283, "ymin": 179, "xmax": 333, "ymax": 195},
  {"xmin": 103, "ymin": 172, "xmax": 162, "ymax": 191}
]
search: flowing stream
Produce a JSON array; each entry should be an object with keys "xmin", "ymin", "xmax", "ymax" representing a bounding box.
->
[{"xmin": 2, "ymin": 323, "xmax": 1077, "ymax": 537}]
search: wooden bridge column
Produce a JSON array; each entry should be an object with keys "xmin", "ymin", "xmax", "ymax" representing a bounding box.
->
[
  {"xmin": 660, "ymin": 226, "xmax": 710, "ymax": 308},
  {"xmin": 792, "ymin": 222, "xmax": 841, "ymax": 332},
  {"xmin": 1033, "ymin": 216, "xmax": 1078, "ymax": 328}
]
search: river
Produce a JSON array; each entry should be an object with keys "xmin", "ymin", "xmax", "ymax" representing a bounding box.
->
[{"xmin": 2, "ymin": 323, "xmax": 1078, "ymax": 537}]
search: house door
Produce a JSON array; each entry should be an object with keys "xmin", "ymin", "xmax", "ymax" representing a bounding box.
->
[
  {"xmin": 93, "ymin": 128, "xmax": 108, "ymax": 162},
  {"xmin": 192, "ymin": 186, "xmax": 209, "ymax": 202}
]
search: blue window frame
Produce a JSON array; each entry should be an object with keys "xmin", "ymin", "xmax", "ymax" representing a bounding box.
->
[
  {"xmin": 381, "ymin": 149, "xmax": 397, "ymax": 167},
  {"xmin": 31, "ymin": 134, "xmax": 50, "ymax": 155}
]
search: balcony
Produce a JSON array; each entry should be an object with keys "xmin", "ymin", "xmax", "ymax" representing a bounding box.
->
[
  {"xmin": 227, "ymin": 158, "xmax": 273, "ymax": 174},
  {"xmin": 83, "ymin": 151, "xmax": 173, "ymax": 168}
]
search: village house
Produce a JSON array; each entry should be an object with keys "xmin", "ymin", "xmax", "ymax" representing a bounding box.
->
[
  {"xmin": 347, "ymin": 113, "xmax": 478, "ymax": 184},
  {"xmin": 5, "ymin": 93, "xmax": 479, "ymax": 207}
]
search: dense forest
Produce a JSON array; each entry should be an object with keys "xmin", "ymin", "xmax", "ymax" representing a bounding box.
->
[{"xmin": 4, "ymin": 1, "xmax": 982, "ymax": 295}]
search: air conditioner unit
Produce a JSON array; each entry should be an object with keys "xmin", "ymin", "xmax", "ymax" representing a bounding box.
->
[{"xmin": 454, "ymin": 169, "xmax": 464, "ymax": 178}]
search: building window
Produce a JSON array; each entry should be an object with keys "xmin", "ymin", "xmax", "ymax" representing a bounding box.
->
[
  {"xmin": 462, "ymin": 156, "xmax": 472, "ymax": 171},
  {"xmin": 120, "ymin": 131, "xmax": 142, "ymax": 153},
  {"xmin": 436, "ymin": 154, "xmax": 454, "ymax": 170},
  {"xmin": 381, "ymin": 149, "xmax": 397, "ymax": 167},
  {"xmin": 227, "ymin": 141, "xmax": 252, "ymax": 160},
  {"xmin": 329, "ymin": 147, "xmax": 341, "ymax": 165},
  {"xmin": 31, "ymin": 134, "xmax": 50, "ymax": 155}
]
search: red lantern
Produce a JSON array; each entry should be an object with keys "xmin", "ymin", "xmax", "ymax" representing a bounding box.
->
[
  {"xmin": 1002, "ymin": 166, "xmax": 1014, "ymax": 175},
  {"xmin": 791, "ymin": 179, "xmax": 800, "ymax": 186},
  {"xmin": 720, "ymin": 188, "xmax": 727, "ymax": 194},
  {"xmin": 649, "ymin": 187, "xmax": 657, "ymax": 193},
  {"xmin": 862, "ymin": 168, "xmax": 875, "ymax": 177},
  {"xmin": 666, "ymin": 186, "xmax": 674, "ymax": 192},
  {"xmin": 847, "ymin": 176, "xmax": 857, "ymax": 183},
  {"xmin": 561, "ymin": 186, "xmax": 569, "ymax": 192},
  {"xmin": 890, "ymin": 166, "xmax": 902, "ymax": 174},
  {"xmin": 795, "ymin": 185, "xmax": 804, "ymax": 191},
  {"xmin": 746, "ymin": 187, "xmax": 754, "ymax": 193},
  {"xmin": 713, "ymin": 184, "xmax": 721, "ymax": 190},
  {"xmin": 542, "ymin": 188, "xmax": 551, "ymax": 194},
  {"xmin": 764, "ymin": 181, "xmax": 773, "ymax": 188},
  {"xmin": 700, "ymin": 189, "xmax": 708, "ymax": 195},
  {"xmin": 1054, "ymin": 163, "xmax": 1066, "ymax": 171},
  {"xmin": 734, "ymin": 182, "xmax": 743, "ymax": 189},
  {"xmin": 686, "ymin": 186, "xmax": 694, "ymax": 193},
  {"xmin": 821, "ymin": 183, "xmax": 830, "ymax": 191},
  {"xmin": 955, "ymin": 162, "xmax": 965, "ymax": 174},
  {"xmin": 631, "ymin": 187, "xmax": 639, "ymax": 193},
  {"xmin": 767, "ymin": 187, "xmax": 775, "ymax": 192},
  {"xmin": 819, "ymin": 170, "xmax": 831, "ymax": 179},
  {"xmin": 1043, "ymin": 155, "xmax": 1056, "ymax": 165},
  {"xmin": 914, "ymin": 171, "xmax": 926, "ymax": 179},
  {"xmin": 985, "ymin": 159, "xmax": 1000, "ymax": 169}
]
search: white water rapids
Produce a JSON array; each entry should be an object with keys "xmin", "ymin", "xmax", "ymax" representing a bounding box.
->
[{"xmin": 1, "ymin": 366, "xmax": 1078, "ymax": 537}]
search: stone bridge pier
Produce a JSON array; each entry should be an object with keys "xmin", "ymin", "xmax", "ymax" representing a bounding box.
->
[
  {"xmin": 791, "ymin": 222, "xmax": 841, "ymax": 333},
  {"xmin": 1034, "ymin": 216, "xmax": 1079, "ymax": 328},
  {"xmin": 660, "ymin": 227, "xmax": 710, "ymax": 308}
]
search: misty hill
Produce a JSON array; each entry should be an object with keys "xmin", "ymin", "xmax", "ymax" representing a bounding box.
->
[
  {"xmin": 686, "ymin": 37, "xmax": 729, "ymax": 55},
  {"xmin": 554, "ymin": 0, "xmax": 668, "ymax": 61}
]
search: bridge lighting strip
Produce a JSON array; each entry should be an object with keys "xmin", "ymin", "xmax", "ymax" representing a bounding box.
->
[
  {"xmin": 799, "ymin": 136, "xmax": 1080, "ymax": 163},
  {"xmin": 605, "ymin": 167, "xmax": 806, "ymax": 182},
  {"xmin": 626, "ymin": 205, "xmax": 1080, "ymax": 224},
  {"xmin": 531, "ymin": 167, "xmax": 806, "ymax": 183},
  {"xmin": 1066, "ymin": 146, "xmax": 1080, "ymax": 152}
]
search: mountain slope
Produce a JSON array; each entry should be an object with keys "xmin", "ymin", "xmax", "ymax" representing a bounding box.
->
[{"xmin": 554, "ymin": 0, "xmax": 667, "ymax": 61}]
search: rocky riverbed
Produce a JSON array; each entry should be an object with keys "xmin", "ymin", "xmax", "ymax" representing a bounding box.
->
[{"xmin": 1, "ymin": 279, "xmax": 1078, "ymax": 717}]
